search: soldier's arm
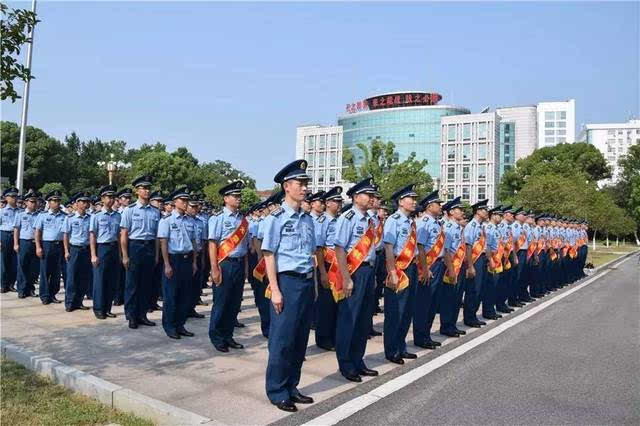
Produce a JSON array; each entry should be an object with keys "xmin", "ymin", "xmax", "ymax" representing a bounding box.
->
[
  {"xmin": 13, "ymin": 225, "xmax": 20, "ymax": 252},
  {"xmin": 120, "ymin": 228, "xmax": 130, "ymax": 267},
  {"xmin": 89, "ymin": 232, "xmax": 98, "ymax": 265},
  {"xmin": 417, "ymin": 244, "xmax": 428, "ymax": 283},
  {"xmin": 316, "ymin": 247, "xmax": 328, "ymax": 287},
  {"xmin": 334, "ymin": 245, "xmax": 353, "ymax": 295}
]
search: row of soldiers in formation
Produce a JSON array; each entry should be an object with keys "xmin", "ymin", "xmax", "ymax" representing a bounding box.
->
[{"xmin": 0, "ymin": 158, "xmax": 590, "ymax": 413}]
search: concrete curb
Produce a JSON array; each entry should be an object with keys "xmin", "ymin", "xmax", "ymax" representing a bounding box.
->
[{"xmin": 0, "ymin": 339, "xmax": 220, "ymax": 426}]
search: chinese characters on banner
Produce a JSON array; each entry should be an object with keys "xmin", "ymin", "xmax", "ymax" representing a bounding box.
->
[{"xmin": 345, "ymin": 92, "xmax": 442, "ymax": 113}]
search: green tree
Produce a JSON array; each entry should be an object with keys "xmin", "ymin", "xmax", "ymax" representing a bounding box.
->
[
  {"xmin": 240, "ymin": 187, "xmax": 261, "ymax": 211},
  {"xmin": 1, "ymin": 2, "xmax": 39, "ymax": 102},
  {"xmin": 343, "ymin": 139, "xmax": 433, "ymax": 200}
]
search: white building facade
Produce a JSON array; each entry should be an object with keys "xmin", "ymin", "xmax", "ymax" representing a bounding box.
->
[
  {"xmin": 537, "ymin": 99, "xmax": 576, "ymax": 148},
  {"xmin": 495, "ymin": 105, "xmax": 538, "ymax": 162},
  {"xmin": 440, "ymin": 112, "xmax": 501, "ymax": 205},
  {"xmin": 295, "ymin": 125, "xmax": 345, "ymax": 193},
  {"xmin": 584, "ymin": 119, "xmax": 640, "ymax": 185}
]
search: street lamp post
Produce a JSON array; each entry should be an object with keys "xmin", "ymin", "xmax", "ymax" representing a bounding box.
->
[{"xmin": 97, "ymin": 154, "xmax": 129, "ymax": 185}]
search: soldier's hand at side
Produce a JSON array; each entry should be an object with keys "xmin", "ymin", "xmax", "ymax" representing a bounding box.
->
[
  {"xmin": 320, "ymin": 270, "xmax": 329, "ymax": 289},
  {"xmin": 91, "ymin": 255, "xmax": 99, "ymax": 267},
  {"xmin": 513, "ymin": 257, "xmax": 519, "ymax": 266},
  {"xmin": 192, "ymin": 262, "xmax": 198, "ymax": 276},
  {"xmin": 64, "ymin": 251, "xmax": 70, "ymax": 261},
  {"xmin": 164, "ymin": 263, "xmax": 173, "ymax": 279},
  {"xmin": 386, "ymin": 270, "xmax": 398, "ymax": 289},
  {"xmin": 271, "ymin": 288, "xmax": 283, "ymax": 314},
  {"xmin": 13, "ymin": 243, "xmax": 19, "ymax": 253},
  {"xmin": 466, "ymin": 265, "xmax": 476, "ymax": 279},
  {"xmin": 36, "ymin": 247, "xmax": 43, "ymax": 258},
  {"xmin": 211, "ymin": 266, "xmax": 222, "ymax": 286},
  {"xmin": 122, "ymin": 255, "xmax": 130, "ymax": 269},
  {"xmin": 344, "ymin": 277, "xmax": 354, "ymax": 298}
]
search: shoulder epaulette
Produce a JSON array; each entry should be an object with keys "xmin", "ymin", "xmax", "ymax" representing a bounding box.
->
[
  {"xmin": 345, "ymin": 210, "xmax": 355, "ymax": 220},
  {"xmin": 471, "ymin": 221, "xmax": 476, "ymax": 227},
  {"xmin": 392, "ymin": 213, "xmax": 400, "ymax": 219},
  {"xmin": 317, "ymin": 215, "xmax": 326, "ymax": 223},
  {"xmin": 271, "ymin": 207, "xmax": 284, "ymax": 217},
  {"xmin": 446, "ymin": 222, "xmax": 452, "ymax": 228}
]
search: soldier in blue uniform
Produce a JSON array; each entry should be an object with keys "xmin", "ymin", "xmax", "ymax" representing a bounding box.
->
[
  {"xmin": 332, "ymin": 178, "xmax": 378, "ymax": 382},
  {"xmin": 307, "ymin": 190, "xmax": 325, "ymax": 332},
  {"xmin": 157, "ymin": 187, "xmax": 197, "ymax": 339},
  {"xmin": 148, "ymin": 191, "xmax": 165, "ymax": 313},
  {"xmin": 35, "ymin": 190, "xmax": 66, "ymax": 304},
  {"xmin": 208, "ymin": 181, "xmax": 249, "ymax": 352},
  {"xmin": 262, "ymin": 160, "xmax": 316, "ymax": 412},
  {"xmin": 246, "ymin": 201, "xmax": 268, "ymax": 337},
  {"xmin": 13, "ymin": 190, "xmax": 40, "ymax": 298},
  {"xmin": 89, "ymin": 185, "xmax": 121, "ymax": 320},
  {"xmin": 120, "ymin": 176, "xmax": 161, "ymax": 329},
  {"xmin": 186, "ymin": 196, "xmax": 206, "ymax": 320},
  {"xmin": 314, "ymin": 186, "xmax": 342, "ymax": 352},
  {"xmin": 113, "ymin": 187, "xmax": 133, "ymax": 306},
  {"xmin": 513, "ymin": 208, "xmax": 534, "ymax": 303},
  {"xmin": 483, "ymin": 205, "xmax": 504, "ymax": 319},
  {"xmin": 1, "ymin": 187, "xmax": 20, "ymax": 292},
  {"xmin": 383, "ymin": 184, "xmax": 419, "ymax": 365},
  {"xmin": 414, "ymin": 190, "xmax": 446, "ymax": 348},
  {"xmin": 63, "ymin": 191, "xmax": 92, "ymax": 311}
]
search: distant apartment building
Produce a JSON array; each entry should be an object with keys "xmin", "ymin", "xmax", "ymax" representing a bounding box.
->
[
  {"xmin": 295, "ymin": 125, "xmax": 345, "ymax": 193},
  {"xmin": 583, "ymin": 119, "xmax": 640, "ymax": 185}
]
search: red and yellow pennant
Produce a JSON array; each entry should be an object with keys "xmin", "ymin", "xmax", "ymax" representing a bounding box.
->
[
  {"xmin": 517, "ymin": 231, "xmax": 526, "ymax": 250},
  {"xmin": 374, "ymin": 220, "xmax": 383, "ymax": 246},
  {"xmin": 535, "ymin": 236, "xmax": 546, "ymax": 256},
  {"xmin": 426, "ymin": 230, "xmax": 445, "ymax": 268},
  {"xmin": 471, "ymin": 233, "xmax": 485, "ymax": 265},
  {"xmin": 443, "ymin": 235, "xmax": 466, "ymax": 285},
  {"xmin": 527, "ymin": 238, "xmax": 537, "ymax": 261},
  {"xmin": 488, "ymin": 241, "xmax": 504, "ymax": 274},
  {"xmin": 388, "ymin": 222, "xmax": 416, "ymax": 293},
  {"xmin": 503, "ymin": 234, "xmax": 513, "ymax": 270},
  {"xmin": 253, "ymin": 257, "xmax": 266, "ymax": 282}
]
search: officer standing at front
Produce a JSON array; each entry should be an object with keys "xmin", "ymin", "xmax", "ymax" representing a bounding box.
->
[
  {"xmin": 12, "ymin": 190, "xmax": 40, "ymax": 298},
  {"xmin": 158, "ymin": 187, "xmax": 197, "ymax": 339},
  {"xmin": 120, "ymin": 176, "xmax": 160, "ymax": 329},
  {"xmin": 63, "ymin": 191, "xmax": 92, "ymax": 312},
  {"xmin": 332, "ymin": 178, "xmax": 378, "ymax": 382},
  {"xmin": 34, "ymin": 190, "xmax": 66, "ymax": 304},
  {"xmin": 89, "ymin": 184, "xmax": 121, "ymax": 320},
  {"xmin": 1, "ymin": 187, "xmax": 20, "ymax": 292},
  {"xmin": 262, "ymin": 160, "xmax": 316, "ymax": 412},
  {"xmin": 208, "ymin": 181, "xmax": 249, "ymax": 352},
  {"xmin": 383, "ymin": 184, "xmax": 419, "ymax": 365}
]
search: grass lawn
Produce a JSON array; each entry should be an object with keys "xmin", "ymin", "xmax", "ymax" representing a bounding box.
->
[
  {"xmin": 1, "ymin": 358, "xmax": 153, "ymax": 426},
  {"xmin": 587, "ymin": 242, "xmax": 639, "ymax": 268}
]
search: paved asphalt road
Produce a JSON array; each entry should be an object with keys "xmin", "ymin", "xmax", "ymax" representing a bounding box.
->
[{"xmin": 282, "ymin": 253, "xmax": 640, "ymax": 426}]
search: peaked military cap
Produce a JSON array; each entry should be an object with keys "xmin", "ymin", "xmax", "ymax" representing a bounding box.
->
[
  {"xmin": 340, "ymin": 202, "xmax": 353, "ymax": 214},
  {"xmin": 414, "ymin": 204, "xmax": 424, "ymax": 215},
  {"xmin": 99, "ymin": 184, "xmax": 117, "ymax": 197},
  {"xmin": 443, "ymin": 196, "xmax": 463, "ymax": 212},
  {"xmin": 307, "ymin": 190, "xmax": 326, "ymax": 202},
  {"xmin": 420, "ymin": 190, "xmax": 443, "ymax": 207},
  {"xmin": 219, "ymin": 180, "xmax": 244, "ymax": 196},
  {"xmin": 2, "ymin": 187, "xmax": 19, "ymax": 197},
  {"xmin": 513, "ymin": 207, "xmax": 524, "ymax": 216},
  {"xmin": 74, "ymin": 191, "xmax": 91, "ymax": 202},
  {"xmin": 274, "ymin": 159, "xmax": 310, "ymax": 184},
  {"xmin": 164, "ymin": 198, "xmax": 174, "ymax": 205},
  {"xmin": 117, "ymin": 187, "xmax": 132, "ymax": 198},
  {"xmin": 247, "ymin": 202, "xmax": 263, "ymax": 214},
  {"xmin": 471, "ymin": 198, "xmax": 489, "ymax": 212},
  {"xmin": 90, "ymin": 195, "xmax": 99, "ymax": 204},
  {"xmin": 324, "ymin": 186, "xmax": 343, "ymax": 202},
  {"xmin": 526, "ymin": 209, "xmax": 535, "ymax": 217},
  {"xmin": 346, "ymin": 177, "xmax": 376, "ymax": 197},
  {"xmin": 379, "ymin": 201, "xmax": 391, "ymax": 211},
  {"xmin": 23, "ymin": 189, "xmax": 38, "ymax": 201},
  {"xmin": 150, "ymin": 191, "xmax": 164, "ymax": 201},
  {"xmin": 132, "ymin": 175, "xmax": 153, "ymax": 188},
  {"xmin": 390, "ymin": 184, "xmax": 418, "ymax": 201},
  {"xmin": 372, "ymin": 184, "xmax": 382, "ymax": 198},
  {"xmin": 489, "ymin": 205, "xmax": 503, "ymax": 215},
  {"xmin": 169, "ymin": 186, "xmax": 191, "ymax": 200},
  {"xmin": 501, "ymin": 205, "xmax": 514, "ymax": 214}
]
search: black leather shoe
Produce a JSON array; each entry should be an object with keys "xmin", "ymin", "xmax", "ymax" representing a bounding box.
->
[
  {"xmin": 464, "ymin": 321, "xmax": 482, "ymax": 328},
  {"xmin": 105, "ymin": 312, "xmax": 116, "ymax": 318},
  {"xmin": 196, "ymin": 298, "xmax": 208, "ymax": 306},
  {"xmin": 234, "ymin": 320, "xmax": 245, "ymax": 328},
  {"xmin": 317, "ymin": 343, "xmax": 336, "ymax": 351},
  {"xmin": 9, "ymin": 286, "xmax": 17, "ymax": 292},
  {"xmin": 454, "ymin": 328, "xmax": 466, "ymax": 335},
  {"xmin": 226, "ymin": 339, "xmax": 244, "ymax": 349},
  {"xmin": 440, "ymin": 330, "xmax": 460, "ymax": 337},
  {"xmin": 496, "ymin": 306, "xmax": 512, "ymax": 313},
  {"xmin": 369, "ymin": 330, "xmax": 382, "ymax": 337},
  {"xmin": 0, "ymin": 288, "xmax": 9, "ymax": 293},
  {"xmin": 167, "ymin": 332, "xmax": 181, "ymax": 339},
  {"xmin": 77, "ymin": 305, "xmax": 89, "ymax": 310},
  {"xmin": 138, "ymin": 318, "xmax": 156, "ymax": 326},
  {"xmin": 400, "ymin": 351, "xmax": 417, "ymax": 359},
  {"xmin": 128, "ymin": 319, "xmax": 138, "ymax": 329},
  {"xmin": 188, "ymin": 311, "xmax": 205, "ymax": 319},
  {"xmin": 415, "ymin": 341, "xmax": 438, "ymax": 349},
  {"xmin": 65, "ymin": 306, "xmax": 74, "ymax": 312},
  {"xmin": 29, "ymin": 290, "xmax": 37, "ymax": 297},
  {"xmin": 342, "ymin": 372, "xmax": 362, "ymax": 382},
  {"xmin": 432, "ymin": 339, "xmax": 442, "ymax": 345},
  {"xmin": 18, "ymin": 294, "xmax": 27, "ymax": 299},
  {"xmin": 273, "ymin": 400, "xmax": 297, "ymax": 412},
  {"xmin": 483, "ymin": 314, "xmax": 500, "ymax": 320},
  {"xmin": 291, "ymin": 393, "xmax": 314, "ymax": 404},
  {"xmin": 523, "ymin": 297, "xmax": 535, "ymax": 302},
  {"xmin": 477, "ymin": 320, "xmax": 487, "ymax": 325},
  {"xmin": 51, "ymin": 297, "xmax": 62, "ymax": 304},
  {"xmin": 359, "ymin": 367, "xmax": 379, "ymax": 377},
  {"xmin": 386, "ymin": 355, "xmax": 404, "ymax": 365},
  {"xmin": 178, "ymin": 328, "xmax": 194, "ymax": 337},
  {"xmin": 95, "ymin": 312, "xmax": 107, "ymax": 320},
  {"xmin": 42, "ymin": 300, "xmax": 51, "ymax": 305},
  {"xmin": 113, "ymin": 300, "xmax": 123, "ymax": 306},
  {"xmin": 214, "ymin": 343, "xmax": 229, "ymax": 353}
]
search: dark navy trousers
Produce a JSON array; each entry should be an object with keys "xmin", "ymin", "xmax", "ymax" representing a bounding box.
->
[
  {"xmin": 384, "ymin": 263, "xmax": 417, "ymax": 358},
  {"xmin": 125, "ymin": 240, "xmax": 155, "ymax": 321},
  {"xmin": 414, "ymin": 259, "xmax": 444, "ymax": 344},
  {"xmin": 17, "ymin": 240, "xmax": 37, "ymax": 296},
  {"xmin": 315, "ymin": 283, "xmax": 337, "ymax": 349},
  {"xmin": 208, "ymin": 258, "xmax": 245, "ymax": 346},
  {"xmin": 65, "ymin": 245, "xmax": 91, "ymax": 309},
  {"xmin": 162, "ymin": 253, "xmax": 192, "ymax": 335},
  {"xmin": 39, "ymin": 241, "xmax": 63, "ymax": 302},
  {"xmin": 266, "ymin": 272, "xmax": 314, "ymax": 403},
  {"xmin": 249, "ymin": 252, "xmax": 271, "ymax": 338},
  {"xmin": 92, "ymin": 242, "xmax": 119, "ymax": 315},
  {"xmin": 464, "ymin": 254, "xmax": 486, "ymax": 323},
  {"xmin": 1, "ymin": 230, "xmax": 17, "ymax": 290},
  {"xmin": 336, "ymin": 264, "xmax": 374, "ymax": 375}
]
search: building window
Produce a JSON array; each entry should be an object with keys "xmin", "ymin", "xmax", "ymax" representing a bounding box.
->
[
  {"xmin": 545, "ymin": 121, "xmax": 555, "ymax": 128},
  {"xmin": 545, "ymin": 137, "xmax": 555, "ymax": 144},
  {"xmin": 306, "ymin": 135, "xmax": 315, "ymax": 150},
  {"xmin": 462, "ymin": 144, "xmax": 471, "ymax": 161},
  {"xmin": 447, "ymin": 125, "xmax": 456, "ymax": 141},
  {"xmin": 557, "ymin": 121, "xmax": 566, "ymax": 128},
  {"xmin": 447, "ymin": 186, "xmax": 454, "ymax": 200},
  {"xmin": 478, "ymin": 165, "xmax": 487, "ymax": 182},
  {"xmin": 463, "ymin": 123, "xmax": 471, "ymax": 140},
  {"xmin": 447, "ymin": 166, "xmax": 455, "ymax": 181},
  {"xmin": 608, "ymin": 130, "xmax": 615, "ymax": 135},
  {"xmin": 462, "ymin": 187, "xmax": 470, "ymax": 201},
  {"xmin": 462, "ymin": 166, "xmax": 470, "ymax": 182},
  {"xmin": 478, "ymin": 143, "xmax": 487, "ymax": 161},
  {"xmin": 504, "ymin": 144, "xmax": 510, "ymax": 154},
  {"xmin": 330, "ymin": 134, "xmax": 338, "ymax": 148},
  {"xmin": 317, "ymin": 171, "xmax": 325, "ymax": 185},
  {"xmin": 558, "ymin": 111, "xmax": 566, "ymax": 120},
  {"xmin": 477, "ymin": 186, "xmax": 486, "ymax": 200},
  {"xmin": 557, "ymin": 137, "xmax": 566, "ymax": 143},
  {"xmin": 545, "ymin": 130, "xmax": 554, "ymax": 136},
  {"xmin": 447, "ymin": 145, "xmax": 456, "ymax": 161},
  {"xmin": 318, "ymin": 134, "xmax": 326, "ymax": 149},
  {"xmin": 557, "ymin": 129, "xmax": 566, "ymax": 135},
  {"xmin": 545, "ymin": 112, "xmax": 554, "ymax": 120},
  {"xmin": 478, "ymin": 122, "xmax": 487, "ymax": 140},
  {"xmin": 329, "ymin": 152, "xmax": 337, "ymax": 167},
  {"xmin": 318, "ymin": 153, "xmax": 325, "ymax": 167},
  {"xmin": 306, "ymin": 153, "xmax": 315, "ymax": 167},
  {"xmin": 329, "ymin": 170, "xmax": 336, "ymax": 184}
]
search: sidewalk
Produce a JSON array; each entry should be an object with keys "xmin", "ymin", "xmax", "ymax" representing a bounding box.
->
[{"xmin": 1, "ymin": 280, "xmax": 478, "ymax": 425}]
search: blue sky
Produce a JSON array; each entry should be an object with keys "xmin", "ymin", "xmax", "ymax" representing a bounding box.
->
[{"xmin": 3, "ymin": 1, "xmax": 638, "ymax": 188}]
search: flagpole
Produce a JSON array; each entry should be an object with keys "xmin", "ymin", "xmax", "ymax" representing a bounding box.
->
[{"xmin": 16, "ymin": 0, "xmax": 37, "ymax": 194}]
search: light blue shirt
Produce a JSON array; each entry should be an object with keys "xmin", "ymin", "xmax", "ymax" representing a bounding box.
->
[
  {"xmin": 417, "ymin": 214, "xmax": 445, "ymax": 259},
  {"xmin": 485, "ymin": 223, "xmax": 500, "ymax": 251},
  {"xmin": 63, "ymin": 212, "xmax": 91, "ymax": 246},
  {"xmin": 0, "ymin": 205, "xmax": 20, "ymax": 232},
  {"xmin": 368, "ymin": 209, "xmax": 383, "ymax": 251},
  {"xmin": 14, "ymin": 209, "xmax": 39, "ymax": 240},
  {"xmin": 120, "ymin": 201, "xmax": 161, "ymax": 241},
  {"xmin": 248, "ymin": 217, "xmax": 260, "ymax": 239},
  {"xmin": 35, "ymin": 209, "xmax": 66, "ymax": 241},
  {"xmin": 157, "ymin": 211, "xmax": 195, "ymax": 254},
  {"xmin": 511, "ymin": 221, "xmax": 524, "ymax": 250},
  {"xmin": 261, "ymin": 202, "xmax": 316, "ymax": 274},
  {"xmin": 208, "ymin": 207, "xmax": 248, "ymax": 258},
  {"xmin": 257, "ymin": 216, "xmax": 267, "ymax": 240},
  {"xmin": 191, "ymin": 215, "xmax": 205, "ymax": 252},
  {"xmin": 383, "ymin": 210, "xmax": 417, "ymax": 257},
  {"xmin": 333, "ymin": 207, "xmax": 376, "ymax": 263},
  {"xmin": 522, "ymin": 223, "xmax": 531, "ymax": 249},
  {"xmin": 317, "ymin": 212, "xmax": 338, "ymax": 248},
  {"xmin": 463, "ymin": 218, "xmax": 484, "ymax": 249},
  {"xmin": 443, "ymin": 218, "xmax": 462, "ymax": 254},
  {"xmin": 90, "ymin": 210, "xmax": 121, "ymax": 243},
  {"xmin": 498, "ymin": 220, "xmax": 511, "ymax": 242}
]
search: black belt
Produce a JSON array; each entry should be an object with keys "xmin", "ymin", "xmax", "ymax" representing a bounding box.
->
[
  {"xmin": 362, "ymin": 260, "xmax": 375, "ymax": 268},
  {"xmin": 130, "ymin": 239, "xmax": 154, "ymax": 245},
  {"xmin": 279, "ymin": 270, "xmax": 313, "ymax": 279},
  {"xmin": 223, "ymin": 256, "xmax": 243, "ymax": 263},
  {"xmin": 71, "ymin": 244, "xmax": 89, "ymax": 249},
  {"xmin": 19, "ymin": 239, "xmax": 35, "ymax": 243},
  {"xmin": 44, "ymin": 240, "xmax": 62, "ymax": 244},
  {"xmin": 1, "ymin": 230, "xmax": 13, "ymax": 234},
  {"xmin": 98, "ymin": 241, "xmax": 118, "ymax": 246},
  {"xmin": 170, "ymin": 253, "xmax": 191, "ymax": 259}
]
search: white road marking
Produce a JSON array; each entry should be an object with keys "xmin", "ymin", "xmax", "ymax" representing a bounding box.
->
[{"xmin": 303, "ymin": 255, "xmax": 634, "ymax": 426}]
